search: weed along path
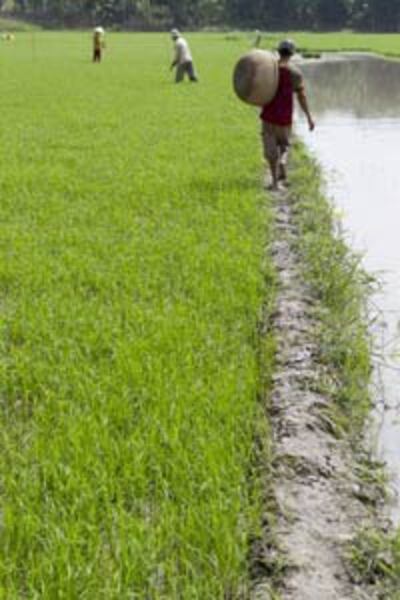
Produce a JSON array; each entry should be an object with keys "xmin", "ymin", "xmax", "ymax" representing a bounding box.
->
[
  {"xmin": 299, "ymin": 54, "xmax": 400, "ymax": 522},
  {"xmin": 252, "ymin": 179, "xmax": 380, "ymax": 599}
]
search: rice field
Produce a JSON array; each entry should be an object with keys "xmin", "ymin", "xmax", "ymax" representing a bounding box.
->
[
  {"xmin": 0, "ymin": 33, "xmax": 275, "ymax": 598},
  {"xmin": 265, "ymin": 31, "xmax": 400, "ymax": 57}
]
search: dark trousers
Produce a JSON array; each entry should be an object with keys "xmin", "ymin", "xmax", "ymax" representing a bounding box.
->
[
  {"xmin": 93, "ymin": 48, "xmax": 102, "ymax": 63},
  {"xmin": 176, "ymin": 61, "xmax": 198, "ymax": 83}
]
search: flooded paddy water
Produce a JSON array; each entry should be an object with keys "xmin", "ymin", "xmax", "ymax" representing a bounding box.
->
[{"xmin": 298, "ymin": 55, "xmax": 400, "ymax": 521}]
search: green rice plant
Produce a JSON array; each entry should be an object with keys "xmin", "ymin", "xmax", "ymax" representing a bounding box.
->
[
  {"xmin": 261, "ymin": 31, "xmax": 400, "ymax": 58},
  {"xmin": 0, "ymin": 32, "xmax": 276, "ymax": 598},
  {"xmin": 348, "ymin": 528, "xmax": 400, "ymax": 598}
]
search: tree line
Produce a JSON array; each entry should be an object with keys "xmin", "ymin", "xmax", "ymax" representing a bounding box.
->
[{"xmin": 2, "ymin": 0, "xmax": 400, "ymax": 31}]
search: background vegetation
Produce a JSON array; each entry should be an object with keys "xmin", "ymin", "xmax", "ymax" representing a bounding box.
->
[{"xmin": 1, "ymin": 0, "xmax": 400, "ymax": 31}]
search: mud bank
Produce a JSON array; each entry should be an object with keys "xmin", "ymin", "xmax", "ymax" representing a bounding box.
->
[{"xmin": 251, "ymin": 145, "xmax": 389, "ymax": 599}]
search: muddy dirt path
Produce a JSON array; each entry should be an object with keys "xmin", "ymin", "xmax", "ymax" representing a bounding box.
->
[{"xmin": 252, "ymin": 189, "xmax": 377, "ymax": 599}]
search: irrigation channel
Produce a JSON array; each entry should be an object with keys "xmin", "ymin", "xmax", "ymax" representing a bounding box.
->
[{"xmin": 298, "ymin": 54, "xmax": 400, "ymax": 523}]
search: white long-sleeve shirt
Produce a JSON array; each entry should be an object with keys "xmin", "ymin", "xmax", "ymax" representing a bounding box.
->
[{"xmin": 174, "ymin": 37, "xmax": 192, "ymax": 64}]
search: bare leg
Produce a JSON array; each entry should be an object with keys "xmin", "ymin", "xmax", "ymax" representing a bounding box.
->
[
  {"xmin": 266, "ymin": 156, "xmax": 280, "ymax": 190},
  {"xmin": 278, "ymin": 163, "xmax": 287, "ymax": 182},
  {"xmin": 278, "ymin": 142, "xmax": 290, "ymax": 184},
  {"xmin": 262, "ymin": 124, "xmax": 282, "ymax": 191}
]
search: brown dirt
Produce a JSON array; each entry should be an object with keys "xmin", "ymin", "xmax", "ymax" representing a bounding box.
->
[{"xmin": 251, "ymin": 189, "xmax": 381, "ymax": 600}]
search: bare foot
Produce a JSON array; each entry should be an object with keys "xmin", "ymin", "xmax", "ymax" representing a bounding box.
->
[
  {"xmin": 266, "ymin": 182, "xmax": 283, "ymax": 192},
  {"xmin": 278, "ymin": 165, "xmax": 289, "ymax": 186}
]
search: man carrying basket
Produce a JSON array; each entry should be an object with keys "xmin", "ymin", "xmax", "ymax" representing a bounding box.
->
[{"xmin": 261, "ymin": 40, "xmax": 315, "ymax": 190}]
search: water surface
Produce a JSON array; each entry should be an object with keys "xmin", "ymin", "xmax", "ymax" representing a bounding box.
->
[{"xmin": 298, "ymin": 55, "xmax": 400, "ymax": 520}]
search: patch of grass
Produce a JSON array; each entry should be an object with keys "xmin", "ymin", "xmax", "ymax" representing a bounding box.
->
[
  {"xmin": 218, "ymin": 29, "xmax": 400, "ymax": 59},
  {"xmin": 260, "ymin": 31, "xmax": 400, "ymax": 58},
  {"xmin": 349, "ymin": 528, "xmax": 400, "ymax": 598},
  {"xmin": 0, "ymin": 33, "xmax": 276, "ymax": 598},
  {"xmin": 289, "ymin": 142, "xmax": 374, "ymax": 435}
]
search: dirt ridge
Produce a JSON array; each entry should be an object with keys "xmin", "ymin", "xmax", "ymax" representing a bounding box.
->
[{"xmin": 252, "ymin": 189, "xmax": 378, "ymax": 600}]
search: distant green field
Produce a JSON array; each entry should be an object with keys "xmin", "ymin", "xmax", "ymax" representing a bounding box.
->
[
  {"xmin": 0, "ymin": 16, "xmax": 39, "ymax": 31},
  {"xmin": 0, "ymin": 32, "xmax": 275, "ymax": 598},
  {"xmin": 264, "ymin": 31, "xmax": 400, "ymax": 57}
]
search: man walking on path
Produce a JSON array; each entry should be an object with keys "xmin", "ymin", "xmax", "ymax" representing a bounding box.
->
[
  {"xmin": 170, "ymin": 29, "xmax": 198, "ymax": 83},
  {"xmin": 261, "ymin": 39, "xmax": 315, "ymax": 190}
]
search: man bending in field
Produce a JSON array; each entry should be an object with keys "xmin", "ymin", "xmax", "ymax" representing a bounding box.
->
[
  {"xmin": 261, "ymin": 39, "xmax": 315, "ymax": 190},
  {"xmin": 170, "ymin": 29, "xmax": 198, "ymax": 83}
]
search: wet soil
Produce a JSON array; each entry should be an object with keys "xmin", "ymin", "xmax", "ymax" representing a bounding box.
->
[{"xmin": 251, "ymin": 188, "xmax": 379, "ymax": 599}]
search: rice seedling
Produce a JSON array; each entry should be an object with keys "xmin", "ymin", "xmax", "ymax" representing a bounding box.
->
[{"xmin": 0, "ymin": 32, "xmax": 275, "ymax": 598}]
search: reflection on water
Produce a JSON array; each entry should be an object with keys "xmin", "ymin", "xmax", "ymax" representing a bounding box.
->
[
  {"xmin": 297, "ymin": 55, "xmax": 400, "ymax": 522},
  {"xmin": 302, "ymin": 55, "xmax": 400, "ymax": 118}
]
